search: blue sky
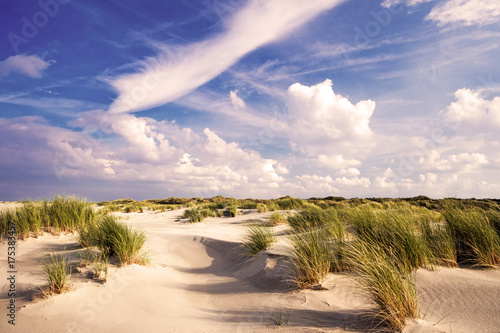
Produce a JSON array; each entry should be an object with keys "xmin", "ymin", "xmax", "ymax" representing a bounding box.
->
[{"xmin": 1, "ymin": 0, "xmax": 499, "ymax": 201}]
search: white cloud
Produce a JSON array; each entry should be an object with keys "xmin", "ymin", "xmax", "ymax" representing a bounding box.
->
[
  {"xmin": 381, "ymin": 0, "xmax": 500, "ymax": 26},
  {"xmin": 318, "ymin": 154, "xmax": 361, "ymax": 169},
  {"xmin": 339, "ymin": 168, "xmax": 361, "ymax": 176},
  {"xmin": 285, "ymin": 79, "xmax": 375, "ymax": 157},
  {"xmin": 0, "ymin": 55, "xmax": 51, "ymax": 78},
  {"xmin": 68, "ymin": 110, "xmax": 287, "ymax": 197},
  {"xmin": 381, "ymin": 0, "xmax": 431, "ymax": 7},
  {"xmin": 230, "ymin": 90, "xmax": 246, "ymax": 109},
  {"xmin": 107, "ymin": 0, "xmax": 344, "ymax": 113},
  {"xmin": 444, "ymin": 88, "xmax": 500, "ymax": 129},
  {"xmin": 427, "ymin": 0, "xmax": 500, "ymax": 26}
]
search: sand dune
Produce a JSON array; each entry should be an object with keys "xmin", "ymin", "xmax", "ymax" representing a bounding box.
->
[{"xmin": 1, "ymin": 209, "xmax": 500, "ymax": 332}]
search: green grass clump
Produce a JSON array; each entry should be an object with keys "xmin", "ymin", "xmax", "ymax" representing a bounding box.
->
[
  {"xmin": 0, "ymin": 195, "xmax": 95, "ymax": 240},
  {"xmin": 44, "ymin": 195, "xmax": 96, "ymax": 233},
  {"xmin": 183, "ymin": 208, "xmax": 204, "ymax": 222},
  {"xmin": 420, "ymin": 216, "xmax": 457, "ymax": 267},
  {"xmin": 43, "ymin": 254, "xmax": 70, "ymax": 294},
  {"xmin": 78, "ymin": 215, "xmax": 148, "ymax": 266},
  {"xmin": 443, "ymin": 206, "xmax": 500, "ymax": 267},
  {"xmin": 269, "ymin": 212, "xmax": 287, "ymax": 226},
  {"xmin": 91, "ymin": 255, "xmax": 109, "ymax": 281},
  {"xmin": 347, "ymin": 205, "xmax": 431, "ymax": 271},
  {"xmin": 348, "ymin": 241, "xmax": 420, "ymax": 331},
  {"xmin": 256, "ymin": 203, "xmax": 268, "ymax": 213},
  {"xmin": 265, "ymin": 202, "xmax": 280, "ymax": 212},
  {"xmin": 289, "ymin": 229, "xmax": 333, "ymax": 288},
  {"xmin": 243, "ymin": 225, "xmax": 276, "ymax": 255},
  {"xmin": 277, "ymin": 197, "xmax": 304, "ymax": 210},
  {"xmin": 227, "ymin": 205, "xmax": 238, "ymax": 217},
  {"xmin": 288, "ymin": 207, "xmax": 345, "ymax": 233}
]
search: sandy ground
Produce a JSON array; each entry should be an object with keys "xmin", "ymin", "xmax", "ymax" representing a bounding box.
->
[{"xmin": 1, "ymin": 208, "xmax": 500, "ymax": 332}]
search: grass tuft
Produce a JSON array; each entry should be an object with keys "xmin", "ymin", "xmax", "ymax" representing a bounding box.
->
[
  {"xmin": 288, "ymin": 229, "xmax": 333, "ymax": 288},
  {"xmin": 243, "ymin": 225, "xmax": 276, "ymax": 255},
  {"xmin": 348, "ymin": 240, "xmax": 420, "ymax": 331},
  {"xmin": 43, "ymin": 254, "xmax": 70, "ymax": 294}
]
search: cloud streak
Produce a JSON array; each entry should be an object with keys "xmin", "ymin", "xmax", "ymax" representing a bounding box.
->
[{"xmin": 107, "ymin": 0, "xmax": 345, "ymax": 113}]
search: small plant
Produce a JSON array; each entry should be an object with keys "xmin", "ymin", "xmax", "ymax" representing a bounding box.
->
[
  {"xmin": 256, "ymin": 203, "xmax": 268, "ymax": 213},
  {"xmin": 266, "ymin": 202, "xmax": 280, "ymax": 212},
  {"xmin": 43, "ymin": 254, "xmax": 70, "ymax": 294},
  {"xmin": 91, "ymin": 255, "xmax": 109, "ymax": 282},
  {"xmin": 243, "ymin": 225, "xmax": 276, "ymax": 255},
  {"xmin": 183, "ymin": 208, "xmax": 204, "ymax": 222},
  {"xmin": 274, "ymin": 308, "xmax": 290, "ymax": 326},
  {"xmin": 227, "ymin": 205, "xmax": 238, "ymax": 217},
  {"xmin": 78, "ymin": 215, "xmax": 149, "ymax": 266},
  {"xmin": 269, "ymin": 212, "xmax": 287, "ymax": 226}
]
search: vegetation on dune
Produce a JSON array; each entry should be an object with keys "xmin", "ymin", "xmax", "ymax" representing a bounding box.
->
[
  {"xmin": 269, "ymin": 212, "xmax": 287, "ymax": 226},
  {"xmin": 77, "ymin": 215, "xmax": 148, "ymax": 266},
  {"xmin": 1, "ymin": 195, "xmax": 95, "ymax": 240},
  {"xmin": 282, "ymin": 199, "xmax": 499, "ymax": 331},
  {"xmin": 288, "ymin": 229, "xmax": 334, "ymax": 288},
  {"xmin": 43, "ymin": 254, "xmax": 70, "ymax": 294},
  {"xmin": 442, "ymin": 203, "xmax": 500, "ymax": 267},
  {"xmin": 348, "ymin": 240, "xmax": 420, "ymax": 331},
  {"xmin": 243, "ymin": 225, "xmax": 276, "ymax": 255},
  {"xmin": 3, "ymin": 194, "xmax": 500, "ymax": 331}
]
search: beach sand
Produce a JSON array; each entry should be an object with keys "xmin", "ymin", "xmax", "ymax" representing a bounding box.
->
[{"xmin": 1, "ymin": 208, "xmax": 500, "ymax": 332}]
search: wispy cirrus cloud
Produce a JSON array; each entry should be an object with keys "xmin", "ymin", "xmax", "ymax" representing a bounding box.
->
[{"xmin": 107, "ymin": 0, "xmax": 345, "ymax": 114}]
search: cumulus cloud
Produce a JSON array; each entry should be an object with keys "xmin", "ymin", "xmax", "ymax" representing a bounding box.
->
[
  {"xmin": 427, "ymin": 0, "xmax": 500, "ymax": 26},
  {"xmin": 444, "ymin": 88, "xmax": 500, "ymax": 129},
  {"xmin": 285, "ymin": 79, "xmax": 375, "ymax": 162},
  {"xmin": 108, "ymin": 0, "xmax": 344, "ymax": 113},
  {"xmin": 0, "ymin": 54, "xmax": 52, "ymax": 78},
  {"xmin": 318, "ymin": 154, "xmax": 361, "ymax": 169},
  {"xmin": 69, "ymin": 110, "xmax": 287, "ymax": 197}
]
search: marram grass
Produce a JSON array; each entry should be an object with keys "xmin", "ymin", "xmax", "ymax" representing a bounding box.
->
[
  {"xmin": 43, "ymin": 254, "xmax": 70, "ymax": 294},
  {"xmin": 243, "ymin": 225, "xmax": 276, "ymax": 255},
  {"xmin": 348, "ymin": 240, "xmax": 420, "ymax": 331}
]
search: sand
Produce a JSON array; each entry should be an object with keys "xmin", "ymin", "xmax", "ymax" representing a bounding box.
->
[{"xmin": 1, "ymin": 208, "xmax": 500, "ymax": 332}]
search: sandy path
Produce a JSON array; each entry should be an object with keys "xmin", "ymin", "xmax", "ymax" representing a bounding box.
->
[{"xmin": 1, "ymin": 209, "xmax": 500, "ymax": 332}]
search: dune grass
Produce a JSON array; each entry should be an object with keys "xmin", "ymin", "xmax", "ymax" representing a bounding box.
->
[
  {"xmin": 0, "ymin": 196, "xmax": 96, "ymax": 240},
  {"xmin": 348, "ymin": 240, "xmax": 420, "ymax": 331},
  {"xmin": 77, "ymin": 215, "xmax": 148, "ymax": 266},
  {"xmin": 269, "ymin": 212, "xmax": 287, "ymax": 226},
  {"xmin": 347, "ymin": 204, "xmax": 432, "ymax": 272},
  {"xmin": 227, "ymin": 205, "xmax": 238, "ymax": 217},
  {"xmin": 420, "ymin": 216, "xmax": 457, "ymax": 267},
  {"xmin": 183, "ymin": 208, "xmax": 205, "ymax": 222},
  {"xmin": 243, "ymin": 225, "xmax": 276, "ymax": 255},
  {"xmin": 256, "ymin": 203, "xmax": 268, "ymax": 213},
  {"xmin": 442, "ymin": 205, "xmax": 500, "ymax": 267},
  {"xmin": 288, "ymin": 229, "xmax": 333, "ymax": 288},
  {"xmin": 43, "ymin": 254, "xmax": 70, "ymax": 294},
  {"xmin": 276, "ymin": 197, "xmax": 304, "ymax": 210}
]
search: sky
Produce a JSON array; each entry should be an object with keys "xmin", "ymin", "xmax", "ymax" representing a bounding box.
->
[{"xmin": 0, "ymin": 0, "xmax": 499, "ymax": 201}]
